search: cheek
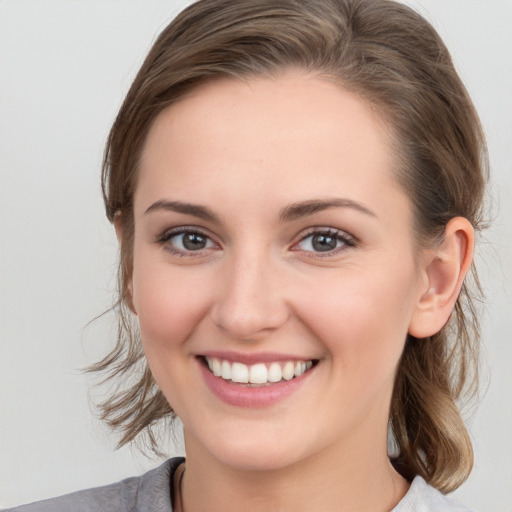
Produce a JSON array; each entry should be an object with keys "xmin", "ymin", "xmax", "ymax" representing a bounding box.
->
[
  {"xmin": 130, "ymin": 259, "xmax": 214, "ymax": 409},
  {"xmin": 294, "ymin": 264, "xmax": 418, "ymax": 368},
  {"xmin": 131, "ymin": 256, "xmax": 212, "ymax": 351}
]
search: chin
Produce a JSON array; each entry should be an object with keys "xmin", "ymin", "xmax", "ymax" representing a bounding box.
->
[
  {"xmin": 186, "ymin": 424, "xmax": 312, "ymax": 473},
  {"xmin": 215, "ymin": 446, "xmax": 302, "ymax": 473}
]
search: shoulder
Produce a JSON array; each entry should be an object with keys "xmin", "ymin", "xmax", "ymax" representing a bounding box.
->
[
  {"xmin": 393, "ymin": 476, "xmax": 474, "ymax": 512},
  {"xmin": 2, "ymin": 457, "xmax": 184, "ymax": 512}
]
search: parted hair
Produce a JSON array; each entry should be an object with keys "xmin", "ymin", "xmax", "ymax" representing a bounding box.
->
[{"xmin": 94, "ymin": 0, "xmax": 487, "ymax": 493}]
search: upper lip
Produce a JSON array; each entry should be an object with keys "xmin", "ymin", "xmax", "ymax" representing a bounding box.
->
[{"xmin": 198, "ymin": 351, "xmax": 317, "ymax": 365}]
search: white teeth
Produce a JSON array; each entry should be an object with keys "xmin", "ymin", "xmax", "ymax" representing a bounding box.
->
[
  {"xmin": 249, "ymin": 363, "xmax": 268, "ymax": 384},
  {"xmin": 205, "ymin": 357, "xmax": 314, "ymax": 385},
  {"xmin": 231, "ymin": 362, "xmax": 249, "ymax": 383},
  {"xmin": 212, "ymin": 358, "xmax": 222, "ymax": 377},
  {"xmin": 221, "ymin": 360, "xmax": 231, "ymax": 380},
  {"xmin": 294, "ymin": 361, "xmax": 308, "ymax": 377},
  {"xmin": 267, "ymin": 362, "xmax": 282, "ymax": 383},
  {"xmin": 282, "ymin": 361, "xmax": 295, "ymax": 381}
]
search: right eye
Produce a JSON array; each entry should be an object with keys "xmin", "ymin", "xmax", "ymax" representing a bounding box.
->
[{"xmin": 157, "ymin": 228, "xmax": 218, "ymax": 256}]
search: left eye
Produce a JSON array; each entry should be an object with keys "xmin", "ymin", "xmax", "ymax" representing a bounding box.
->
[
  {"xmin": 295, "ymin": 230, "xmax": 353, "ymax": 253},
  {"xmin": 165, "ymin": 230, "xmax": 216, "ymax": 252}
]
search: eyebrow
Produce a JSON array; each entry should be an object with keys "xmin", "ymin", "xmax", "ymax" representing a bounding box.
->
[
  {"xmin": 144, "ymin": 200, "xmax": 219, "ymax": 222},
  {"xmin": 144, "ymin": 197, "xmax": 376, "ymax": 223},
  {"xmin": 279, "ymin": 198, "xmax": 376, "ymax": 222}
]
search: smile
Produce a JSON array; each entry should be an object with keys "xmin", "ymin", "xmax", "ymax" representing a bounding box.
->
[{"xmin": 203, "ymin": 357, "xmax": 315, "ymax": 385}]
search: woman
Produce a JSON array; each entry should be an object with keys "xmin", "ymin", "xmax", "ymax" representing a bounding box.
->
[{"xmin": 5, "ymin": 0, "xmax": 488, "ymax": 510}]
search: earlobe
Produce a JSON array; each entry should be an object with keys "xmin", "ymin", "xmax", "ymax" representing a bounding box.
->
[{"xmin": 408, "ymin": 217, "xmax": 474, "ymax": 338}]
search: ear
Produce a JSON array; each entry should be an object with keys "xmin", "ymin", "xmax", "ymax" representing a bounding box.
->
[
  {"xmin": 408, "ymin": 217, "xmax": 474, "ymax": 338},
  {"xmin": 113, "ymin": 212, "xmax": 137, "ymax": 315}
]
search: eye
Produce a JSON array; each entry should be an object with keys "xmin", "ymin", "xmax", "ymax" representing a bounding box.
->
[
  {"xmin": 157, "ymin": 228, "xmax": 218, "ymax": 255},
  {"xmin": 293, "ymin": 229, "xmax": 355, "ymax": 254}
]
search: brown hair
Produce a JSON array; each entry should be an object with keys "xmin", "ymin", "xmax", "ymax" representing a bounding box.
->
[{"xmin": 93, "ymin": 0, "xmax": 487, "ymax": 493}]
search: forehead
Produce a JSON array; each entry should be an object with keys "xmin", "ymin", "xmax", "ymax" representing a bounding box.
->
[{"xmin": 136, "ymin": 71, "xmax": 406, "ymax": 218}]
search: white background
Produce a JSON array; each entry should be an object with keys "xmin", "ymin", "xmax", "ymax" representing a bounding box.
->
[{"xmin": 1, "ymin": 1, "xmax": 511, "ymax": 510}]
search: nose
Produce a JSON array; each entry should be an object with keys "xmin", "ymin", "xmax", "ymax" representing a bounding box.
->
[{"xmin": 210, "ymin": 251, "xmax": 290, "ymax": 341}]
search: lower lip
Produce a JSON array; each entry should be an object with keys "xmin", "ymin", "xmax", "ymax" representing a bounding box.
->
[{"xmin": 198, "ymin": 361, "xmax": 314, "ymax": 408}]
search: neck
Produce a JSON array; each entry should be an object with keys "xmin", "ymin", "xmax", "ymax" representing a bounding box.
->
[{"xmin": 179, "ymin": 430, "xmax": 409, "ymax": 512}]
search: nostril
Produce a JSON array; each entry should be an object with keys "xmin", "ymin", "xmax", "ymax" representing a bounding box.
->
[{"xmin": 210, "ymin": 299, "xmax": 290, "ymax": 341}]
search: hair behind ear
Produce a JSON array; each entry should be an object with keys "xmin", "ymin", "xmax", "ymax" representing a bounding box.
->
[
  {"xmin": 390, "ymin": 333, "xmax": 474, "ymax": 492},
  {"xmin": 390, "ymin": 217, "xmax": 478, "ymax": 492}
]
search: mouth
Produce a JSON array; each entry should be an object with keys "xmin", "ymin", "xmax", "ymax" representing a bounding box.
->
[{"xmin": 200, "ymin": 356, "xmax": 317, "ymax": 386}]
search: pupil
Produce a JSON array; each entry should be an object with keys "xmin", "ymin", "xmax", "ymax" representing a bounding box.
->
[
  {"xmin": 183, "ymin": 233, "xmax": 206, "ymax": 250},
  {"xmin": 312, "ymin": 234, "xmax": 337, "ymax": 252}
]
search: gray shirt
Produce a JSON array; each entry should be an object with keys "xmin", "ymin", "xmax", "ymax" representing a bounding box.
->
[{"xmin": 3, "ymin": 457, "xmax": 474, "ymax": 511}]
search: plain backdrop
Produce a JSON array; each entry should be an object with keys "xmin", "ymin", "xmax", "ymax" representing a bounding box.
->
[{"xmin": 1, "ymin": 0, "xmax": 511, "ymax": 510}]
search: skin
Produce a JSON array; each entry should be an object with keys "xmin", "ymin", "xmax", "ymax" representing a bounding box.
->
[{"xmin": 124, "ymin": 71, "xmax": 473, "ymax": 512}]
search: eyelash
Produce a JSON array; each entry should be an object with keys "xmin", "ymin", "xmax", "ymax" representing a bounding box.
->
[
  {"xmin": 292, "ymin": 228, "xmax": 356, "ymax": 257},
  {"xmin": 156, "ymin": 227, "xmax": 219, "ymax": 257},
  {"xmin": 155, "ymin": 226, "xmax": 356, "ymax": 257}
]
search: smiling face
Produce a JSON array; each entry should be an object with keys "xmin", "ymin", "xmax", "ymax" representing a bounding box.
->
[{"xmin": 130, "ymin": 72, "xmax": 428, "ymax": 472}]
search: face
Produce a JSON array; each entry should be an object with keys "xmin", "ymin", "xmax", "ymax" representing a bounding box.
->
[{"xmin": 130, "ymin": 72, "xmax": 428, "ymax": 472}]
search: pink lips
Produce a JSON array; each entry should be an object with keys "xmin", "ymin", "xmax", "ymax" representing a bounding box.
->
[{"xmin": 198, "ymin": 354, "xmax": 315, "ymax": 408}]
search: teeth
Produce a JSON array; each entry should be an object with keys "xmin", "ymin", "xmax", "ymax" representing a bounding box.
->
[
  {"xmin": 294, "ymin": 361, "xmax": 305, "ymax": 377},
  {"xmin": 205, "ymin": 357, "xmax": 314, "ymax": 385},
  {"xmin": 231, "ymin": 362, "xmax": 249, "ymax": 383},
  {"xmin": 282, "ymin": 361, "xmax": 295, "ymax": 381},
  {"xmin": 267, "ymin": 362, "xmax": 282, "ymax": 383},
  {"xmin": 249, "ymin": 363, "xmax": 268, "ymax": 384},
  {"xmin": 212, "ymin": 358, "xmax": 222, "ymax": 377},
  {"xmin": 221, "ymin": 360, "xmax": 231, "ymax": 380}
]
